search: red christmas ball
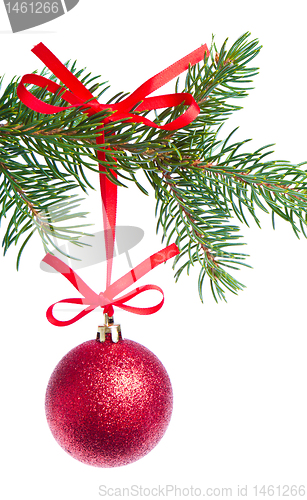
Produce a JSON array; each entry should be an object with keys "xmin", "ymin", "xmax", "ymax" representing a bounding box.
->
[{"xmin": 45, "ymin": 334, "xmax": 173, "ymax": 467}]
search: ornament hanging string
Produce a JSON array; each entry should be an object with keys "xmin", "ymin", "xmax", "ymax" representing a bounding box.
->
[{"xmin": 17, "ymin": 42, "xmax": 209, "ymax": 325}]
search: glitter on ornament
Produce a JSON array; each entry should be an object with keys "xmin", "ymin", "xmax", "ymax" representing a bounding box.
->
[{"xmin": 45, "ymin": 330, "xmax": 173, "ymax": 467}]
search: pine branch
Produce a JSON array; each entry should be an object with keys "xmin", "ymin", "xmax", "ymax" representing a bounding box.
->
[
  {"xmin": 1, "ymin": 32, "xmax": 306, "ymax": 302},
  {"xmin": 150, "ymin": 160, "xmax": 248, "ymax": 302},
  {"xmin": 0, "ymin": 155, "xmax": 91, "ymax": 267}
]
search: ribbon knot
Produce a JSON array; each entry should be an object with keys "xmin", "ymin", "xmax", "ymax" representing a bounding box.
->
[
  {"xmin": 98, "ymin": 292, "xmax": 107, "ymax": 307},
  {"xmin": 18, "ymin": 43, "xmax": 209, "ymax": 326}
]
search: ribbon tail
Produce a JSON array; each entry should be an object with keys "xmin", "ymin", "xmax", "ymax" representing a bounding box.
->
[
  {"xmin": 115, "ymin": 44, "xmax": 210, "ymax": 112},
  {"xmin": 105, "ymin": 243, "xmax": 180, "ymax": 299},
  {"xmin": 42, "ymin": 253, "xmax": 100, "ymax": 302},
  {"xmin": 32, "ymin": 43, "xmax": 97, "ymax": 104}
]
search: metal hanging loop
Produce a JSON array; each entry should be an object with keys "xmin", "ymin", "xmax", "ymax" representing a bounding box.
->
[{"xmin": 97, "ymin": 313, "xmax": 122, "ymax": 343}]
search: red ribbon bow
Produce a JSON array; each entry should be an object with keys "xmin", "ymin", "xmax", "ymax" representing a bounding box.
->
[
  {"xmin": 18, "ymin": 43, "xmax": 209, "ymax": 325},
  {"xmin": 17, "ymin": 42, "xmax": 209, "ymax": 129},
  {"xmin": 43, "ymin": 244, "xmax": 179, "ymax": 326}
]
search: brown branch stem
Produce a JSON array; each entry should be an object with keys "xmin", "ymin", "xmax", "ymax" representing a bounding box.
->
[
  {"xmin": 0, "ymin": 122, "xmax": 95, "ymax": 142},
  {"xmin": 202, "ymin": 164, "xmax": 306, "ymax": 201}
]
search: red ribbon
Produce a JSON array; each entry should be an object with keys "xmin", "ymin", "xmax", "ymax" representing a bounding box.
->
[
  {"xmin": 18, "ymin": 43, "xmax": 209, "ymax": 325},
  {"xmin": 43, "ymin": 244, "xmax": 179, "ymax": 326}
]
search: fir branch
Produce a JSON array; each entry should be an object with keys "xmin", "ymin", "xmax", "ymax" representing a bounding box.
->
[
  {"xmin": 0, "ymin": 155, "xmax": 91, "ymax": 266},
  {"xmin": 1, "ymin": 32, "xmax": 307, "ymax": 302},
  {"xmin": 147, "ymin": 153, "xmax": 249, "ymax": 302}
]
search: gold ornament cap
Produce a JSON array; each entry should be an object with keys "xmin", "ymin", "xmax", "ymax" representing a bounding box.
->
[{"xmin": 97, "ymin": 314, "xmax": 122, "ymax": 343}]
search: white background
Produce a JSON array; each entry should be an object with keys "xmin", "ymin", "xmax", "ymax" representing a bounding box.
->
[{"xmin": 1, "ymin": 1, "xmax": 307, "ymax": 499}]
